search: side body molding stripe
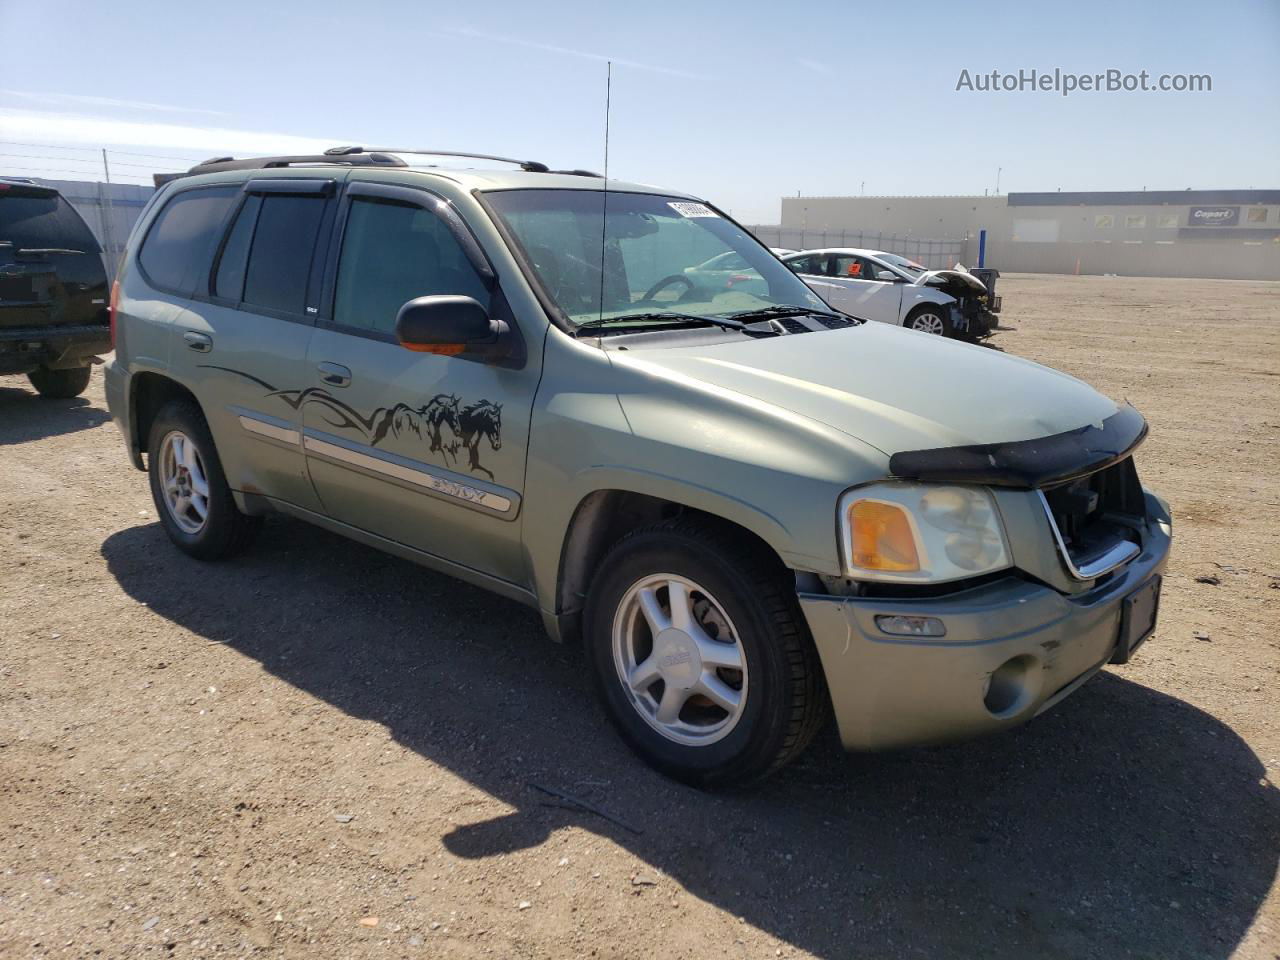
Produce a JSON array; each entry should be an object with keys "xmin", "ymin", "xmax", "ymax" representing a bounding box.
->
[
  {"xmin": 233, "ymin": 412, "xmax": 516, "ymax": 516},
  {"xmin": 238, "ymin": 415, "xmax": 301, "ymax": 446},
  {"xmin": 302, "ymin": 434, "xmax": 515, "ymax": 515}
]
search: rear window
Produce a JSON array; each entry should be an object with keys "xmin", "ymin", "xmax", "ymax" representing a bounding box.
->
[
  {"xmin": 138, "ymin": 186, "xmax": 239, "ymax": 293},
  {"xmin": 241, "ymin": 195, "xmax": 327, "ymax": 314},
  {"xmin": 0, "ymin": 188, "xmax": 100, "ymax": 253}
]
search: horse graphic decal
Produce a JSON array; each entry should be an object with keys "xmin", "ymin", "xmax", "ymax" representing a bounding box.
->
[
  {"xmin": 200, "ymin": 367, "xmax": 502, "ymax": 480},
  {"xmin": 457, "ymin": 400, "xmax": 502, "ymax": 480}
]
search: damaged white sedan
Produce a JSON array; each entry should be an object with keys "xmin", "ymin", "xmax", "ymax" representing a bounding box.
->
[{"xmin": 781, "ymin": 248, "xmax": 1000, "ymax": 339}]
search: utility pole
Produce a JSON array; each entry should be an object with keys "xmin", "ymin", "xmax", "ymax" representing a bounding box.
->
[
  {"xmin": 995, "ymin": 166, "xmax": 1002, "ymax": 195},
  {"xmin": 100, "ymin": 149, "xmax": 118, "ymax": 279}
]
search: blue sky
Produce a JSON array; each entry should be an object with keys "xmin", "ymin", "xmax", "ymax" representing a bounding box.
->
[{"xmin": 1, "ymin": 0, "xmax": 1277, "ymax": 223}]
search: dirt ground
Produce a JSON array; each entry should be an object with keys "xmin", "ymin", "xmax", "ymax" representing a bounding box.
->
[{"xmin": 2, "ymin": 273, "xmax": 1278, "ymax": 960}]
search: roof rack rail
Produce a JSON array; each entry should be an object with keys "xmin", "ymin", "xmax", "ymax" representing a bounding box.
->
[
  {"xmin": 187, "ymin": 152, "xmax": 408, "ymax": 174},
  {"xmin": 325, "ymin": 146, "xmax": 550, "ymax": 173},
  {"xmin": 184, "ymin": 147, "xmax": 595, "ymax": 178}
]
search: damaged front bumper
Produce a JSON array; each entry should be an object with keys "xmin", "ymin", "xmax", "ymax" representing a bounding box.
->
[{"xmin": 799, "ymin": 492, "xmax": 1172, "ymax": 752}]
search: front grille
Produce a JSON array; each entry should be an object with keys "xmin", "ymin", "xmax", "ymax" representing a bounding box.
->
[{"xmin": 1041, "ymin": 457, "xmax": 1145, "ymax": 579}]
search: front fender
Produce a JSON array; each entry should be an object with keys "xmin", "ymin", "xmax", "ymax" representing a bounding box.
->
[
  {"xmin": 521, "ymin": 330, "xmax": 888, "ymax": 616},
  {"xmin": 901, "ymin": 287, "xmax": 957, "ymax": 315}
]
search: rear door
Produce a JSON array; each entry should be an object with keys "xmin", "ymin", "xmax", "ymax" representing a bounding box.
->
[
  {"xmin": 169, "ymin": 178, "xmax": 337, "ymax": 512},
  {"xmin": 299, "ymin": 181, "xmax": 536, "ymax": 585},
  {"xmin": 826, "ymin": 254, "xmax": 903, "ymax": 324}
]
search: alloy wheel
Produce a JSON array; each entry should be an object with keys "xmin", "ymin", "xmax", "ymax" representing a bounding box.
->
[
  {"xmin": 611, "ymin": 574, "xmax": 748, "ymax": 746},
  {"xmin": 158, "ymin": 430, "xmax": 211, "ymax": 534},
  {"xmin": 910, "ymin": 312, "xmax": 946, "ymax": 335}
]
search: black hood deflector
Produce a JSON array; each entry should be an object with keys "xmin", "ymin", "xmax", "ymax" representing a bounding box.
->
[{"xmin": 888, "ymin": 405, "xmax": 1148, "ymax": 489}]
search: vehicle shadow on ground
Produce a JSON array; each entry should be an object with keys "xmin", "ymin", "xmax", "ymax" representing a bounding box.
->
[
  {"xmin": 102, "ymin": 519, "xmax": 1278, "ymax": 960},
  {"xmin": 0, "ymin": 384, "xmax": 110, "ymax": 445}
]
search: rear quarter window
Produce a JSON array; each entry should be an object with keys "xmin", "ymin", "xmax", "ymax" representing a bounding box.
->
[{"xmin": 137, "ymin": 186, "xmax": 239, "ymax": 294}]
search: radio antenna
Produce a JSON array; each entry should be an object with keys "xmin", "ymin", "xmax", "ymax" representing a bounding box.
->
[{"xmin": 597, "ymin": 60, "xmax": 611, "ymax": 325}]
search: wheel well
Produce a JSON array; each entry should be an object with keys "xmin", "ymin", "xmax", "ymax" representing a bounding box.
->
[
  {"xmin": 554, "ymin": 490, "xmax": 788, "ymax": 642},
  {"xmin": 906, "ymin": 303, "xmax": 945, "ymax": 318},
  {"xmin": 130, "ymin": 373, "xmax": 200, "ymax": 468}
]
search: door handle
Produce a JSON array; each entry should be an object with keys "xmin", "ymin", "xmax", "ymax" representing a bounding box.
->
[
  {"xmin": 317, "ymin": 361, "xmax": 351, "ymax": 388},
  {"xmin": 183, "ymin": 331, "xmax": 212, "ymax": 352}
]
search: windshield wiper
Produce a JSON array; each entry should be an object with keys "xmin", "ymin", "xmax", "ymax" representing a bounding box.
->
[
  {"xmin": 575, "ymin": 311, "xmax": 776, "ymax": 337},
  {"xmin": 726, "ymin": 304, "xmax": 858, "ymax": 324}
]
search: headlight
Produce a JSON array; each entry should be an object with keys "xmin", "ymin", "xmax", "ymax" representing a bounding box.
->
[{"xmin": 838, "ymin": 482, "xmax": 1010, "ymax": 583}]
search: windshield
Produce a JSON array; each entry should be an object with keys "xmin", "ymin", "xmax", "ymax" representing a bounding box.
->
[
  {"xmin": 484, "ymin": 190, "xmax": 829, "ymax": 327},
  {"xmin": 877, "ymin": 253, "xmax": 926, "ymax": 277}
]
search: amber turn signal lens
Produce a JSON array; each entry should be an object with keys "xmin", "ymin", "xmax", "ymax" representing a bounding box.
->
[
  {"xmin": 401, "ymin": 342, "xmax": 466, "ymax": 355},
  {"xmin": 848, "ymin": 500, "xmax": 920, "ymax": 572}
]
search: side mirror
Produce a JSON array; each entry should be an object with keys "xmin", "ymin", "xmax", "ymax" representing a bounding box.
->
[
  {"xmin": 395, "ymin": 295, "xmax": 510, "ymax": 360},
  {"xmin": 875, "ymin": 270, "xmax": 899, "ymax": 282}
]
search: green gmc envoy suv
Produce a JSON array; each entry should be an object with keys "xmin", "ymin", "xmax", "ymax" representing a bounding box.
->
[{"xmin": 105, "ymin": 147, "xmax": 1172, "ymax": 786}]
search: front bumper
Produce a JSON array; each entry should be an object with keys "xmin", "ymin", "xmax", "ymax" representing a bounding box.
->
[
  {"xmin": 0, "ymin": 323, "xmax": 111, "ymax": 375},
  {"xmin": 800, "ymin": 493, "xmax": 1172, "ymax": 751}
]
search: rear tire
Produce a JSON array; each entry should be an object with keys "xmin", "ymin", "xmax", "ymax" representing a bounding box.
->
[
  {"xmin": 905, "ymin": 306, "xmax": 953, "ymax": 337},
  {"xmin": 146, "ymin": 399, "xmax": 261, "ymax": 560},
  {"xmin": 28, "ymin": 365, "xmax": 92, "ymax": 398},
  {"xmin": 584, "ymin": 516, "xmax": 828, "ymax": 787}
]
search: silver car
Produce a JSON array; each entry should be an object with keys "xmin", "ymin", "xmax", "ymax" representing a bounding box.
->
[{"xmin": 782, "ymin": 247, "xmax": 994, "ymax": 337}]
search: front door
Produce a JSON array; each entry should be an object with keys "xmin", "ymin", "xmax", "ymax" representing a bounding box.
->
[
  {"xmin": 824, "ymin": 255, "xmax": 903, "ymax": 324},
  {"xmin": 299, "ymin": 182, "xmax": 538, "ymax": 586}
]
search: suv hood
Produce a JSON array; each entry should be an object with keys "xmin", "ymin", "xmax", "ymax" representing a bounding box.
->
[{"xmin": 614, "ymin": 322, "xmax": 1119, "ymax": 457}]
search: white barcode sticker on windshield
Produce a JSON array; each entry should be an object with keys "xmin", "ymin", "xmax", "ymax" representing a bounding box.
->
[{"xmin": 668, "ymin": 201, "xmax": 718, "ymax": 218}]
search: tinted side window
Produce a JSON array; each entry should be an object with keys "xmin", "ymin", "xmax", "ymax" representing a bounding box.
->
[
  {"xmin": 333, "ymin": 197, "xmax": 488, "ymax": 335},
  {"xmin": 213, "ymin": 194, "xmax": 262, "ymax": 301},
  {"xmin": 242, "ymin": 195, "xmax": 326, "ymax": 314},
  {"xmin": 138, "ymin": 187, "xmax": 238, "ymax": 293}
]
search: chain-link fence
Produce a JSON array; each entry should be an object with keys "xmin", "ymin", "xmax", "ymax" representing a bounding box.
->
[{"xmin": 746, "ymin": 225, "xmax": 968, "ymax": 269}]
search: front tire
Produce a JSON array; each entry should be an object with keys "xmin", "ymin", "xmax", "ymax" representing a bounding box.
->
[
  {"xmin": 146, "ymin": 399, "xmax": 261, "ymax": 560},
  {"xmin": 584, "ymin": 516, "xmax": 828, "ymax": 787},
  {"xmin": 28, "ymin": 365, "xmax": 92, "ymax": 398},
  {"xmin": 905, "ymin": 306, "xmax": 953, "ymax": 337}
]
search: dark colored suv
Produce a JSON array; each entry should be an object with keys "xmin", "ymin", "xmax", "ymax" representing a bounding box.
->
[{"xmin": 0, "ymin": 178, "xmax": 112, "ymax": 397}]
